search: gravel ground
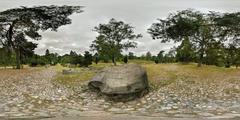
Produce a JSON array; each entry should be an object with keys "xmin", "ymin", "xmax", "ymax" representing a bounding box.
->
[{"xmin": 0, "ymin": 66, "xmax": 240, "ymax": 120}]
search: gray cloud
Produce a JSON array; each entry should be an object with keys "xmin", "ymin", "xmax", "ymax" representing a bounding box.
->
[{"xmin": 1, "ymin": 0, "xmax": 240, "ymax": 56}]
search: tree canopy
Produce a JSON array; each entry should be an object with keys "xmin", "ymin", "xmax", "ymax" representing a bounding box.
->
[
  {"xmin": 0, "ymin": 5, "xmax": 83, "ymax": 69},
  {"xmin": 148, "ymin": 9, "xmax": 222, "ymax": 67},
  {"xmin": 90, "ymin": 18, "xmax": 142, "ymax": 65}
]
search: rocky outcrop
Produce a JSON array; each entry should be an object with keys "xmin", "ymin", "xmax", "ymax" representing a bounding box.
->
[{"xmin": 88, "ymin": 64, "xmax": 149, "ymax": 101}]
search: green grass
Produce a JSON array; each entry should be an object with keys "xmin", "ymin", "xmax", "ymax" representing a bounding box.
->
[
  {"xmin": 89, "ymin": 62, "xmax": 114, "ymax": 69},
  {"xmin": 52, "ymin": 60, "xmax": 240, "ymax": 90},
  {"xmin": 54, "ymin": 71, "xmax": 95, "ymax": 86},
  {"xmin": 53, "ymin": 64, "xmax": 95, "ymax": 87}
]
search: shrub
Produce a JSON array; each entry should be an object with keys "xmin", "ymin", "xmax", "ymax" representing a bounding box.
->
[{"xmin": 123, "ymin": 56, "xmax": 128, "ymax": 63}]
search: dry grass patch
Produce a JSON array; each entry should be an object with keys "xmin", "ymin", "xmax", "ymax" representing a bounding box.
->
[
  {"xmin": 53, "ymin": 65, "xmax": 96, "ymax": 87},
  {"xmin": 141, "ymin": 62, "xmax": 240, "ymax": 90}
]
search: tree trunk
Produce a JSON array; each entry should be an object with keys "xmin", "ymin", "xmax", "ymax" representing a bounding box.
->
[
  {"xmin": 15, "ymin": 48, "xmax": 21, "ymax": 69},
  {"xmin": 198, "ymin": 44, "xmax": 204, "ymax": 67},
  {"xmin": 112, "ymin": 56, "xmax": 117, "ymax": 66},
  {"xmin": 197, "ymin": 54, "xmax": 203, "ymax": 67}
]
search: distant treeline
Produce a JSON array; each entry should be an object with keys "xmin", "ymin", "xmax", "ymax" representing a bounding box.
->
[
  {"xmin": 0, "ymin": 48, "xmax": 93, "ymax": 68},
  {"xmin": 1, "ymin": 45, "xmax": 239, "ymax": 68}
]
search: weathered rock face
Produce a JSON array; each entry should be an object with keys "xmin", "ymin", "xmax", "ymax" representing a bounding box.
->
[
  {"xmin": 88, "ymin": 64, "xmax": 149, "ymax": 101},
  {"xmin": 62, "ymin": 69, "xmax": 78, "ymax": 75}
]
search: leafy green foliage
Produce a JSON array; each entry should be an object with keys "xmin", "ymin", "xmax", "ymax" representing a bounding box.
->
[
  {"xmin": 0, "ymin": 47, "xmax": 15, "ymax": 67},
  {"xmin": 157, "ymin": 50, "xmax": 164, "ymax": 63},
  {"xmin": 204, "ymin": 41, "xmax": 225, "ymax": 67},
  {"xmin": 82, "ymin": 51, "xmax": 92, "ymax": 67},
  {"xmin": 128, "ymin": 52, "xmax": 135, "ymax": 59},
  {"xmin": 145, "ymin": 51, "xmax": 152, "ymax": 61},
  {"xmin": 123, "ymin": 55, "xmax": 128, "ymax": 63},
  {"xmin": 0, "ymin": 5, "xmax": 83, "ymax": 69},
  {"xmin": 93, "ymin": 53, "xmax": 100, "ymax": 64},
  {"xmin": 91, "ymin": 18, "xmax": 142, "ymax": 65},
  {"xmin": 176, "ymin": 37, "xmax": 195, "ymax": 63},
  {"xmin": 213, "ymin": 12, "xmax": 240, "ymax": 45},
  {"xmin": 148, "ymin": 9, "xmax": 228, "ymax": 67}
]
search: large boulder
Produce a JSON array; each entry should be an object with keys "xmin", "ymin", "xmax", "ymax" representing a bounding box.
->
[{"xmin": 88, "ymin": 64, "xmax": 149, "ymax": 101}]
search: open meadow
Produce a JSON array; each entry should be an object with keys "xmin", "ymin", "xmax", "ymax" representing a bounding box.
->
[{"xmin": 0, "ymin": 60, "xmax": 240, "ymax": 119}]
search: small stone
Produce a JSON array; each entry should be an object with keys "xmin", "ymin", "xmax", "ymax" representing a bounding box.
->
[
  {"xmin": 166, "ymin": 110, "xmax": 178, "ymax": 114},
  {"xmin": 81, "ymin": 107, "xmax": 88, "ymax": 111},
  {"xmin": 32, "ymin": 96, "xmax": 39, "ymax": 99},
  {"xmin": 38, "ymin": 100, "xmax": 42, "ymax": 104},
  {"xmin": 58, "ymin": 89, "xmax": 62, "ymax": 93},
  {"xmin": 13, "ymin": 113, "xmax": 27, "ymax": 117},
  {"xmin": 141, "ymin": 100, "xmax": 147, "ymax": 104},
  {"xmin": 10, "ymin": 107, "xmax": 19, "ymax": 112},
  {"xmin": 124, "ymin": 108, "xmax": 135, "ymax": 111},
  {"xmin": 67, "ymin": 109, "xmax": 81, "ymax": 115},
  {"xmin": 207, "ymin": 106, "xmax": 212, "ymax": 108},
  {"xmin": 161, "ymin": 106, "xmax": 171, "ymax": 110},
  {"xmin": 231, "ymin": 111, "xmax": 237, "ymax": 114},
  {"xmin": 198, "ymin": 112, "xmax": 215, "ymax": 117},
  {"xmin": 35, "ymin": 112, "xmax": 50, "ymax": 117},
  {"xmin": 17, "ymin": 104, "xmax": 22, "ymax": 107},
  {"xmin": 108, "ymin": 108, "xmax": 125, "ymax": 114},
  {"xmin": 0, "ymin": 113, "xmax": 5, "ymax": 117},
  {"xmin": 172, "ymin": 106, "xmax": 178, "ymax": 109}
]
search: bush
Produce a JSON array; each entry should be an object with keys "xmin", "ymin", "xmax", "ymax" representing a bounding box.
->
[
  {"xmin": 225, "ymin": 61, "xmax": 231, "ymax": 68},
  {"xmin": 155, "ymin": 59, "xmax": 159, "ymax": 64},
  {"xmin": 94, "ymin": 56, "xmax": 99, "ymax": 64},
  {"xmin": 81, "ymin": 51, "xmax": 92, "ymax": 67},
  {"xmin": 123, "ymin": 56, "xmax": 128, "ymax": 63},
  {"xmin": 30, "ymin": 61, "xmax": 38, "ymax": 67}
]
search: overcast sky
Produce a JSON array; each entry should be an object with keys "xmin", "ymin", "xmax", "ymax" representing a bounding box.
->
[{"xmin": 1, "ymin": 0, "xmax": 240, "ymax": 56}]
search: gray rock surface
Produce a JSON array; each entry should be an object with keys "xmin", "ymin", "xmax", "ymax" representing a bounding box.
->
[
  {"xmin": 62, "ymin": 69, "xmax": 78, "ymax": 75},
  {"xmin": 88, "ymin": 64, "xmax": 149, "ymax": 101}
]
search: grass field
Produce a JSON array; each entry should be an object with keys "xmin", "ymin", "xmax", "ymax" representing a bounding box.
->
[
  {"xmin": 1, "ymin": 60, "xmax": 240, "ymax": 118},
  {"xmin": 52, "ymin": 60, "xmax": 240, "ymax": 94}
]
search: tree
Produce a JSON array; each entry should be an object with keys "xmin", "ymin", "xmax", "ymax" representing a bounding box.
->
[
  {"xmin": 176, "ymin": 37, "xmax": 195, "ymax": 63},
  {"xmin": 60, "ymin": 54, "xmax": 72, "ymax": 65},
  {"xmin": 45, "ymin": 49, "xmax": 51, "ymax": 64},
  {"xmin": 0, "ymin": 47, "xmax": 13, "ymax": 68},
  {"xmin": 93, "ymin": 53, "xmax": 100, "ymax": 64},
  {"xmin": 157, "ymin": 50, "xmax": 165, "ymax": 63},
  {"xmin": 204, "ymin": 41, "xmax": 226, "ymax": 67},
  {"xmin": 82, "ymin": 51, "xmax": 92, "ymax": 67},
  {"xmin": 44, "ymin": 49, "xmax": 60, "ymax": 65},
  {"xmin": 235, "ymin": 48, "xmax": 240, "ymax": 68},
  {"xmin": 19, "ymin": 39, "xmax": 38, "ymax": 65},
  {"xmin": 128, "ymin": 52, "xmax": 135, "ymax": 59},
  {"xmin": 213, "ymin": 12, "xmax": 240, "ymax": 68},
  {"xmin": 69, "ymin": 51, "xmax": 82, "ymax": 66},
  {"xmin": 224, "ymin": 44, "xmax": 240, "ymax": 68},
  {"xmin": 145, "ymin": 51, "xmax": 152, "ymax": 60},
  {"xmin": 123, "ymin": 55, "xmax": 128, "ymax": 63},
  {"xmin": 214, "ymin": 12, "xmax": 240, "ymax": 46},
  {"xmin": 90, "ymin": 18, "xmax": 142, "ymax": 66},
  {"xmin": 0, "ymin": 5, "xmax": 83, "ymax": 69},
  {"xmin": 45, "ymin": 49, "xmax": 50, "ymax": 56},
  {"xmin": 29, "ymin": 54, "xmax": 47, "ymax": 67},
  {"xmin": 148, "ymin": 9, "xmax": 216, "ymax": 67}
]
